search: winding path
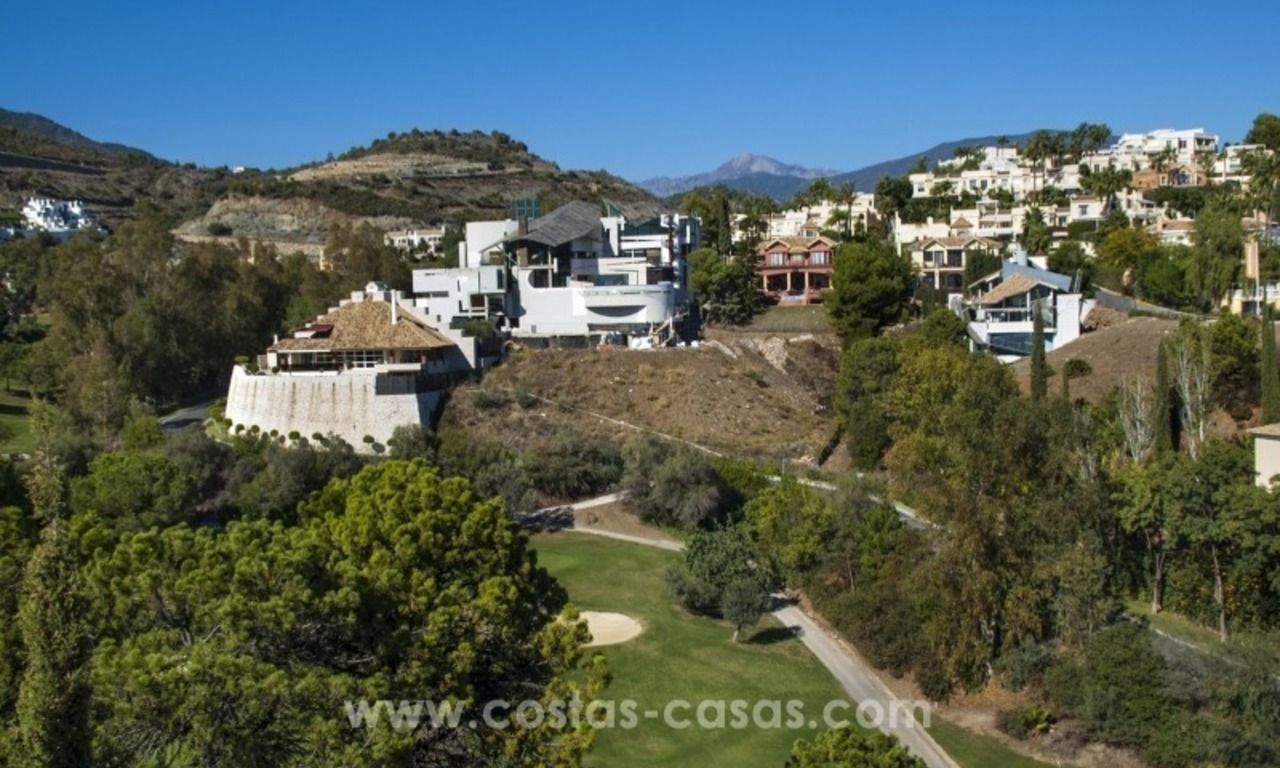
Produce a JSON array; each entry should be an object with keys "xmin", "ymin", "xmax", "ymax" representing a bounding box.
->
[{"xmin": 550, "ymin": 495, "xmax": 959, "ymax": 768}]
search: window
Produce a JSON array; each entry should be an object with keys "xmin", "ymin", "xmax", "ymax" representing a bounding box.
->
[
  {"xmin": 1078, "ymin": 205, "xmax": 1088, "ymax": 216},
  {"xmin": 810, "ymin": 252, "xmax": 829, "ymax": 265},
  {"xmin": 946, "ymin": 249, "xmax": 963, "ymax": 267}
]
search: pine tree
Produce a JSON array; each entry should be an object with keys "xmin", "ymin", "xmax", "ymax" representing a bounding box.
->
[
  {"xmin": 13, "ymin": 439, "xmax": 91, "ymax": 767},
  {"xmin": 1030, "ymin": 300, "xmax": 1047, "ymax": 402},
  {"xmin": 1154, "ymin": 340, "xmax": 1174, "ymax": 454},
  {"xmin": 1261, "ymin": 306, "xmax": 1280, "ymax": 424}
]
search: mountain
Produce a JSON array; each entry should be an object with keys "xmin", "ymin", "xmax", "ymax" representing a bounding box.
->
[
  {"xmin": 637, "ymin": 152, "xmax": 842, "ymax": 198},
  {"xmin": 658, "ymin": 132, "xmax": 1056, "ymax": 202},
  {"xmin": 0, "ymin": 113, "xmax": 659, "ymax": 239},
  {"xmin": 0, "ymin": 108, "xmax": 154, "ymax": 159}
]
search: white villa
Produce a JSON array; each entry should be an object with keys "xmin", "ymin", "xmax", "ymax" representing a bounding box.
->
[
  {"xmin": 225, "ymin": 282, "xmax": 479, "ymax": 452},
  {"xmin": 959, "ymin": 258, "xmax": 1093, "ymax": 362},
  {"xmin": 410, "ymin": 201, "xmax": 699, "ymax": 345},
  {"xmin": 385, "ymin": 226, "xmax": 446, "ymax": 254},
  {"xmin": 0, "ymin": 197, "xmax": 101, "ymax": 242}
]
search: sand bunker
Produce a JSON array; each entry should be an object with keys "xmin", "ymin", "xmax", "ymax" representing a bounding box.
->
[{"xmin": 580, "ymin": 611, "xmax": 643, "ymax": 647}]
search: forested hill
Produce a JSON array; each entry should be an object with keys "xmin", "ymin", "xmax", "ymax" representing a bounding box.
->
[{"xmin": 0, "ymin": 108, "xmax": 155, "ymax": 159}]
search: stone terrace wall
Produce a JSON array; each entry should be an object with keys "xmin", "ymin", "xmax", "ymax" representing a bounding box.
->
[{"xmin": 224, "ymin": 366, "xmax": 439, "ymax": 452}]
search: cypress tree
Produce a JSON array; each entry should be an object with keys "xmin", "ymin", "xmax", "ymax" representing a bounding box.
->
[
  {"xmin": 1261, "ymin": 306, "xmax": 1280, "ymax": 424},
  {"xmin": 1154, "ymin": 340, "xmax": 1174, "ymax": 454},
  {"xmin": 14, "ymin": 443, "xmax": 91, "ymax": 767},
  {"xmin": 1030, "ymin": 300, "xmax": 1047, "ymax": 402},
  {"xmin": 1061, "ymin": 364, "xmax": 1071, "ymax": 403}
]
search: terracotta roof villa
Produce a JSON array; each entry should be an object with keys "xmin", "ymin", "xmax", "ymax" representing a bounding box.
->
[
  {"xmin": 225, "ymin": 282, "xmax": 470, "ymax": 452},
  {"xmin": 269, "ymin": 296, "xmax": 453, "ymax": 371}
]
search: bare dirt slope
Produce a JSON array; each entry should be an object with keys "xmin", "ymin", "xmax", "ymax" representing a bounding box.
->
[
  {"xmin": 442, "ymin": 341, "xmax": 839, "ymax": 464},
  {"xmin": 1011, "ymin": 315, "xmax": 1177, "ymax": 403}
]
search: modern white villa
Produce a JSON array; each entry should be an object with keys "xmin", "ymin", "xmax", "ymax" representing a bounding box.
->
[
  {"xmin": 409, "ymin": 200, "xmax": 699, "ymax": 346},
  {"xmin": 959, "ymin": 257, "xmax": 1094, "ymax": 362}
]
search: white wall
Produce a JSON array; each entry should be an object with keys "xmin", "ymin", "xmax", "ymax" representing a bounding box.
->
[
  {"xmin": 1256, "ymin": 435, "xmax": 1280, "ymax": 487},
  {"xmin": 225, "ymin": 366, "xmax": 441, "ymax": 452}
]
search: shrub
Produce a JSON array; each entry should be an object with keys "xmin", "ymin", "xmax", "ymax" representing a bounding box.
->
[
  {"xmin": 1063, "ymin": 358, "xmax": 1093, "ymax": 378},
  {"xmin": 288, "ymin": 430, "xmax": 301, "ymax": 441},
  {"xmin": 513, "ymin": 384, "xmax": 537, "ymax": 409},
  {"xmin": 997, "ymin": 705, "xmax": 1055, "ymax": 739},
  {"xmin": 665, "ymin": 568, "xmax": 718, "ymax": 614},
  {"xmin": 914, "ymin": 655, "xmax": 954, "ymax": 703},
  {"xmin": 471, "ymin": 388, "xmax": 504, "ymax": 410},
  {"xmin": 994, "ymin": 639, "xmax": 1055, "ymax": 692},
  {"xmin": 207, "ymin": 222, "xmax": 233, "ymax": 236}
]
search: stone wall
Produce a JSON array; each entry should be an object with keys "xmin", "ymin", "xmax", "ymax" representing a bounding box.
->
[{"xmin": 224, "ymin": 366, "xmax": 439, "ymax": 452}]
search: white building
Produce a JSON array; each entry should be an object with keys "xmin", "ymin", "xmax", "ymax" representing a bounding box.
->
[
  {"xmin": 385, "ymin": 226, "xmax": 446, "ymax": 254},
  {"xmin": 225, "ymin": 282, "xmax": 478, "ymax": 452},
  {"xmin": 1, "ymin": 197, "xmax": 101, "ymax": 243},
  {"xmin": 413, "ymin": 201, "xmax": 699, "ymax": 345},
  {"xmin": 961, "ymin": 259, "xmax": 1093, "ymax": 362},
  {"xmin": 1083, "ymin": 128, "xmax": 1218, "ymax": 172}
]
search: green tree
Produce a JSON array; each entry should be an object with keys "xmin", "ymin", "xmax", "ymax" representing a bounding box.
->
[
  {"xmin": 1021, "ymin": 206, "xmax": 1051, "ymax": 255},
  {"xmin": 826, "ymin": 240, "xmax": 913, "ymax": 342},
  {"xmin": 1189, "ymin": 198, "xmax": 1244, "ymax": 307},
  {"xmin": 1264, "ymin": 307, "xmax": 1280, "ymax": 424},
  {"xmin": 14, "ymin": 439, "xmax": 92, "ymax": 767},
  {"xmin": 1245, "ymin": 112, "xmax": 1280, "ymax": 151},
  {"xmin": 1030, "ymin": 301, "xmax": 1047, "ymax": 402},
  {"xmin": 785, "ymin": 728, "xmax": 926, "ymax": 768},
  {"xmin": 721, "ymin": 578, "xmax": 767, "ymax": 643}
]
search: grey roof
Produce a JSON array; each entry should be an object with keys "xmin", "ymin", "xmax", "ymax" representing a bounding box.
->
[
  {"xmin": 511, "ymin": 201, "xmax": 602, "ymax": 247},
  {"xmin": 1001, "ymin": 261, "xmax": 1073, "ymax": 292}
]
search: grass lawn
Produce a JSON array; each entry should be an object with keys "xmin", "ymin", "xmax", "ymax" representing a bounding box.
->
[
  {"xmin": 534, "ymin": 532, "xmax": 851, "ymax": 768},
  {"xmin": 0, "ymin": 391, "xmax": 35, "ymax": 455},
  {"xmin": 744, "ymin": 305, "xmax": 834, "ymax": 334},
  {"xmin": 927, "ymin": 718, "xmax": 1056, "ymax": 768}
]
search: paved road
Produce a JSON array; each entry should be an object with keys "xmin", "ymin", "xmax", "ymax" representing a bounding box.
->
[
  {"xmin": 159, "ymin": 401, "xmax": 213, "ymax": 431},
  {"xmin": 545, "ymin": 494, "xmax": 958, "ymax": 768}
]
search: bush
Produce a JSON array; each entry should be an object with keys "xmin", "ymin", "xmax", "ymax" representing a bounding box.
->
[
  {"xmin": 513, "ymin": 384, "xmax": 537, "ymax": 409},
  {"xmin": 528, "ymin": 431, "xmax": 623, "ymax": 500},
  {"xmin": 997, "ymin": 705, "xmax": 1055, "ymax": 740},
  {"xmin": 665, "ymin": 568, "xmax": 718, "ymax": 614},
  {"xmin": 471, "ymin": 388, "xmax": 504, "ymax": 410},
  {"xmin": 994, "ymin": 640, "xmax": 1055, "ymax": 692},
  {"xmin": 914, "ymin": 654, "xmax": 954, "ymax": 703},
  {"xmin": 1063, "ymin": 358, "xmax": 1092, "ymax": 379}
]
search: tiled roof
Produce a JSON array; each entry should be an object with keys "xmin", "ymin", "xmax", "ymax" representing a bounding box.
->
[
  {"xmin": 910, "ymin": 236, "xmax": 1002, "ymax": 250},
  {"xmin": 271, "ymin": 299, "xmax": 453, "ymax": 352},
  {"xmin": 974, "ymin": 273, "xmax": 1055, "ymax": 306},
  {"xmin": 951, "ymin": 216, "xmax": 974, "ymax": 228},
  {"xmin": 759, "ymin": 236, "xmax": 838, "ymax": 254}
]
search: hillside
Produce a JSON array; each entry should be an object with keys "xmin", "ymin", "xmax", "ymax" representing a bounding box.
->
[
  {"xmin": 1011, "ymin": 314, "xmax": 1176, "ymax": 402},
  {"xmin": 442, "ymin": 336, "xmax": 841, "ymax": 465},
  {"xmin": 0, "ymin": 115, "xmax": 228, "ymax": 228},
  {"xmin": 0, "ymin": 108, "xmax": 154, "ymax": 158},
  {"xmin": 179, "ymin": 129, "xmax": 660, "ymax": 248},
  {"xmin": 666, "ymin": 131, "xmax": 1058, "ymax": 201}
]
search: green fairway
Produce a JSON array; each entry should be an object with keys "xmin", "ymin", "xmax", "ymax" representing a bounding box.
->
[
  {"xmin": 926, "ymin": 717, "xmax": 1055, "ymax": 768},
  {"xmin": 534, "ymin": 532, "xmax": 851, "ymax": 768},
  {"xmin": 0, "ymin": 391, "xmax": 34, "ymax": 455}
]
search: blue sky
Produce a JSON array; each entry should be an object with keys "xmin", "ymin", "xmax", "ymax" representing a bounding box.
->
[{"xmin": 4, "ymin": 0, "xmax": 1276, "ymax": 181}]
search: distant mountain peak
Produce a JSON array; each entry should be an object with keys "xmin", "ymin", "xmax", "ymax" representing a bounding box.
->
[{"xmin": 637, "ymin": 153, "xmax": 843, "ymax": 198}]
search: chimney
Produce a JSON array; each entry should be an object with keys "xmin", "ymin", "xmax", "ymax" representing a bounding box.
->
[
  {"xmin": 391, "ymin": 290, "xmax": 398, "ymax": 325},
  {"xmin": 517, "ymin": 216, "xmax": 529, "ymax": 267}
]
